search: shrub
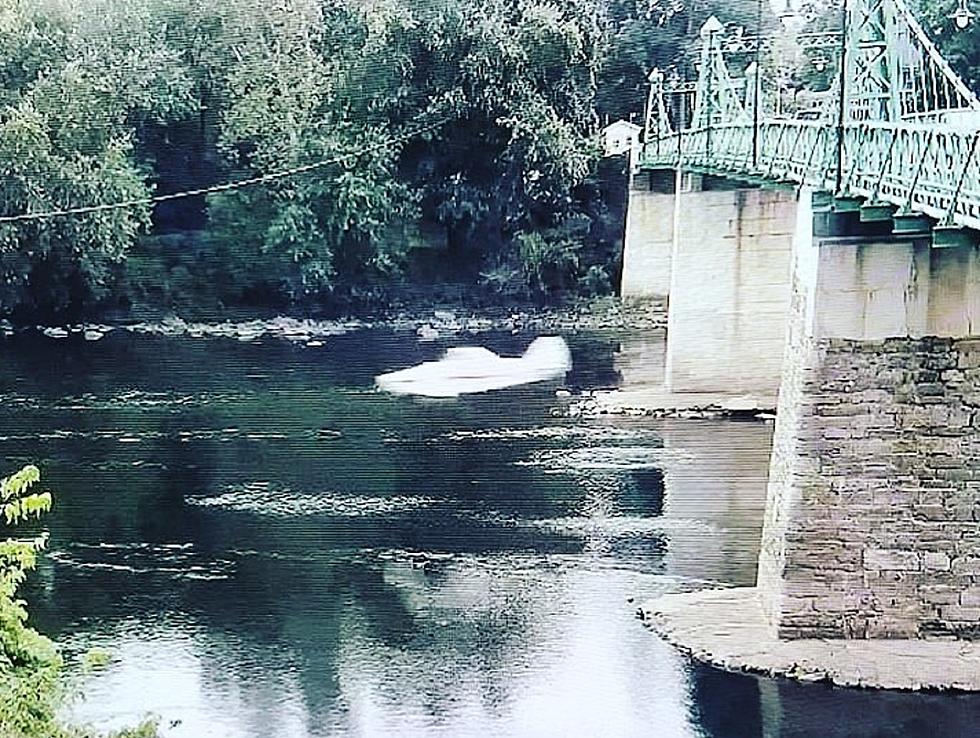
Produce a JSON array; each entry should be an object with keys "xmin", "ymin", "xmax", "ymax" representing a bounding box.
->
[{"xmin": 0, "ymin": 465, "xmax": 160, "ymax": 738}]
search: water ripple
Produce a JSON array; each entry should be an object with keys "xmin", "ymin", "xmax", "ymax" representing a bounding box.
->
[
  {"xmin": 186, "ymin": 481, "xmax": 437, "ymax": 518},
  {"xmin": 440, "ymin": 426, "xmax": 665, "ymax": 443},
  {"xmin": 516, "ymin": 445, "xmax": 689, "ymax": 472},
  {"xmin": 49, "ymin": 542, "xmax": 234, "ymax": 581}
]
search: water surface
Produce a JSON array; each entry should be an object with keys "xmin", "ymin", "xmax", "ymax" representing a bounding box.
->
[{"xmin": 3, "ymin": 327, "xmax": 979, "ymax": 737}]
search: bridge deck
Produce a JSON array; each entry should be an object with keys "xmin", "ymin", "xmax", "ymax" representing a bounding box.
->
[{"xmin": 640, "ymin": 121, "xmax": 980, "ymax": 234}]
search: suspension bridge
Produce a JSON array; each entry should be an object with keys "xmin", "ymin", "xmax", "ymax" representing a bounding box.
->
[
  {"xmin": 639, "ymin": 0, "xmax": 980, "ymax": 244},
  {"xmin": 622, "ymin": 0, "xmax": 980, "ymax": 657}
]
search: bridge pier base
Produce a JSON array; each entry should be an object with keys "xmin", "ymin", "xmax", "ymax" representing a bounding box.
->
[
  {"xmin": 759, "ymin": 188, "xmax": 980, "ymax": 639},
  {"xmin": 664, "ymin": 179, "xmax": 795, "ymax": 397}
]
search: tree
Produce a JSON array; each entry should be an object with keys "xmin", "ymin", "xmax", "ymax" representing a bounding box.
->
[
  {"xmin": 205, "ymin": 0, "xmax": 418, "ymax": 301},
  {"xmin": 0, "ymin": 0, "xmax": 68, "ymax": 107},
  {"xmin": 0, "ymin": 1, "xmax": 157, "ymax": 320},
  {"xmin": 2, "ymin": 0, "xmax": 690, "ymax": 315},
  {"xmin": 389, "ymin": 0, "xmax": 603, "ymax": 285},
  {"xmin": 912, "ymin": 0, "xmax": 980, "ymax": 93},
  {"xmin": 0, "ymin": 464, "xmax": 159, "ymax": 738},
  {"xmin": 1, "ymin": 464, "xmax": 62, "ymax": 738}
]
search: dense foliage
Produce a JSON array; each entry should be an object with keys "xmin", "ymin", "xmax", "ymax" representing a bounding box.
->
[
  {"xmin": 0, "ymin": 464, "xmax": 159, "ymax": 738},
  {"xmin": 0, "ymin": 465, "xmax": 61, "ymax": 738},
  {"xmin": 3, "ymin": 1, "xmax": 978, "ymax": 319},
  {"xmin": 0, "ymin": 0, "xmax": 782, "ymax": 319}
]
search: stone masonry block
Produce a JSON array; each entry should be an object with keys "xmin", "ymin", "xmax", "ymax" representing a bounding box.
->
[
  {"xmin": 924, "ymin": 552, "xmax": 953, "ymax": 571},
  {"xmin": 942, "ymin": 605, "xmax": 980, "ymax": 622},
  {"xmin": 952, "ymin": 558, "xmax": 980, "ymax": 576},
  {"xmin": 866, "ymin": 617, "xmax": 921, "ymax": 639},
  {"xmin": 921, "ymin": 584, "xmax": 960, "ymax": 605},
  {"xmin": 864, "ymin": 549, "xmax": 920, "ymax": 572},
  {"xmin": 956, "ymin": 340, "xmax": 980, "ymax": 368}
]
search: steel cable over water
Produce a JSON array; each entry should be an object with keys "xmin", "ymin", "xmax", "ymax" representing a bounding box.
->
[{"xmin": 0, "ymin": 116, "xmax": 451, "ymax": 224}]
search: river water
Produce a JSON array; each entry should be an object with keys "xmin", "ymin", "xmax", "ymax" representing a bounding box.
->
[{"xmin": 3, "ymin": 326, "xmax": 979, "ymax": 737}]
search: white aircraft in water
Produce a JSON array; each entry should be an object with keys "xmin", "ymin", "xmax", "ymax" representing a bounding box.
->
[{"xmin": 375, "ymin": 336, "xmax": 572, "ymax": 397}]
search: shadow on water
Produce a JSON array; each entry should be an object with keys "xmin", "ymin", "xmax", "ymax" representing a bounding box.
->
[
  {"xmin": 692, "ymin": 664, "xmax": 980, "ymax": 738},
  {"xmin": 2, "ymin": 327, "xmax": 980, "ymax": 736}
]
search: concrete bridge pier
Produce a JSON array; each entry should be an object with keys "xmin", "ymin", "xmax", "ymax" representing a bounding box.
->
[
  {"xmin": 620, "ymin": 170, "xmax": 675, "ymax": 300},
  {"xmin": 663, "ymin": 176, "xmax": 795, "ymax": 399}
]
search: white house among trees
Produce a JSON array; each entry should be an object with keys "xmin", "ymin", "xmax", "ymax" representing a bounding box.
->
[{"xmin": 602, "ymin": 120, "xmax": 642, "ymax": 156}]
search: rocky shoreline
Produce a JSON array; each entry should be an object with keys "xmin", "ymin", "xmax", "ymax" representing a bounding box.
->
[{"xmin": 0, "ymin": 296, "xmax": 666, "ymax": 344}]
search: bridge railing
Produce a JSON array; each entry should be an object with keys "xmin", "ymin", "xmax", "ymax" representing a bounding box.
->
[{"xmin": 639, "ymin": 121, "xmax": 980, "ymax": 232}]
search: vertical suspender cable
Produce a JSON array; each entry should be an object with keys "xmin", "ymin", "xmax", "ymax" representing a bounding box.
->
[
  {"xmin": 752, "ymin": 0, "xmax": 763, "ymax": 168},
  {"xmin": 835, "ymin": 0, "xmax": 849, "ymax": 195}
]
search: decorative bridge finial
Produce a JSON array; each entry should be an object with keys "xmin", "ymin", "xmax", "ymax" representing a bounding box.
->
[{"xmin": 699, "ymin": 15, "xmax": 724, "ymax": 38}]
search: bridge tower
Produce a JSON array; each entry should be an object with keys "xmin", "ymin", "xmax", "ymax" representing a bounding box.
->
[{"xmin": 844, "ymin": 0, "xmax": 903, "ymax": 121}]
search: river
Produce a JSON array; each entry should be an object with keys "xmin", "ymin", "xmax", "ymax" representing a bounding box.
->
[{"xmin": 3, "ymin": 325, "xmax": 979, "ymax": 737}]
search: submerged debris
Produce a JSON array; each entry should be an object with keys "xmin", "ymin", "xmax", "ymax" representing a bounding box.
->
[
  {"xmin": 554, "ymin": 393, "xmax": 775, "ymax": 421},
  {"xmin": 122, "ymin": 315, "xmax": 366, "ymax": 343}
]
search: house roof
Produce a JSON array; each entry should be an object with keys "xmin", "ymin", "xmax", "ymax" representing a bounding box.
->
[{"xmin": 603, "ymin": 120, "xmax": 642, "ymax": 133}]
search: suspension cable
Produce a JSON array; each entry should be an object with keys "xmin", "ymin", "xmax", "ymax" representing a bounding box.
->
[{"xmin": 0, "ymin": 117, "xmax": 449, "ymax": 224}]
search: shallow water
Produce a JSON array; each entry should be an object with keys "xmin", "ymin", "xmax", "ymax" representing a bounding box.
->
[{"xmin": 3, "ymin": 327, "xmax": 980, "ymax": 737}]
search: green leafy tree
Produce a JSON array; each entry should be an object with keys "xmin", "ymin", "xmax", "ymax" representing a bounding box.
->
[
  {"xmin": 0, "ymin": 0, "xmax": 155, "ymax": 320},
  {"xmin": 0, "ymin": 465, "xmax": 160, "ymax": 738},
  {"xmin": 387, "ymin": 0, "xmax": 602, "ymax": 281},
  {"xmin": 207, "ymin": 0, "xmax": 418, "ymax": 301},
  {"xmin": 0, "ymin": 464, "xmax": 61, "ymax": 738},
  {"xmin": 0, "ymin": 0, "xmax": 68, "ymax": 107},
  {"xmin": 2, "ymin": 0, "xmax": 719, "ymax": 314}
]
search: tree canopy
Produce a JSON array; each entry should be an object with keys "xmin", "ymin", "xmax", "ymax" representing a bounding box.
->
[{"xmin": 0, "ymin": 0, "xmax": 830, "ymax": 319}]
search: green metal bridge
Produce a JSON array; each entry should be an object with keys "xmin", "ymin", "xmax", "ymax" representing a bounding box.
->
[{"xmin": 638, "ymin": 0, "xmax": 980, "ymax": 246}]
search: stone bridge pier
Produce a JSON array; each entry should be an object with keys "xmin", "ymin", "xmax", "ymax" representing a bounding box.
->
[
  {"xmin": 641, "ymin": 185, "xmax": 980, "ymax": 688},
  {"xmin": 759, "ymin": 188, "xmax": 980, "ymax": 641}
]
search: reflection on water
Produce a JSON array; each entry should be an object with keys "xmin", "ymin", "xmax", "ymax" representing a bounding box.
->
[
  {"xmin": 612, "ymin": 330, "xmax": 667, "ymax": 389},
  {"xmin": 2, "ymin": 328, "xmax": 979, "ymax": 737}
]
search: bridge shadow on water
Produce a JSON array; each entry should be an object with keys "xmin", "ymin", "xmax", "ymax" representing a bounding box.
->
[{"xmin": 693, "ymin": 664, "xmax": 980, "ymax": 738}]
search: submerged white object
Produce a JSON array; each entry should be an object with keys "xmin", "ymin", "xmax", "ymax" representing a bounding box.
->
[{"xmin": 376, "ymin": 336, "xmax": 572, "ymax": 397}]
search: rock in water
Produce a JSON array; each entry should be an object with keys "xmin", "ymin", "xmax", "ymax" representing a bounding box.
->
[{"xmin": 416, "ymin": 325, "xmax": 439, "ymax": 341}]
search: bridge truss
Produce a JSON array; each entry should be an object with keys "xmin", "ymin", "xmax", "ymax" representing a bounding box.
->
[{"xmin": 639, "ymin": 0, "xmax": 980, "ymax": 235}]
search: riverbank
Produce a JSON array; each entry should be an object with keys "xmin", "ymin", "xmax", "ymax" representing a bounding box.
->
[
  {"xmin": 0, "ymin": 296, "xmax": 666, "ymax": 343},
  {"xmin": 640, "ymin": 587, "xmax": 980, "ymax": 691}
]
